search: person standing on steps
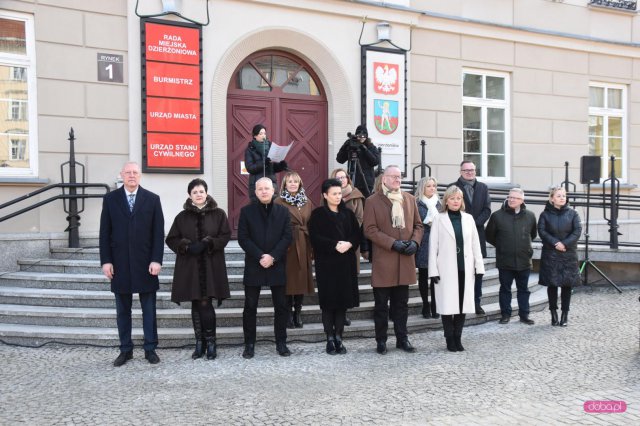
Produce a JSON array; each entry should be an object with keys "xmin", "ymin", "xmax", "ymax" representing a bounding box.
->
[
  {"xmin": 429, "ymin": 185, "xmax": 485, "ymax": 352},
  {"xmin": 238, "ymin": 177, "xmax": 293, "ymax": 359},
  {"xmin": 453, "ymin": 160, "xmax": 491, "ymax": 315},
  {"xmin": 274, "ymin": 171, "xmax": 314, "ymax": 330},
  {"xmin": 485, "ymin": 188, "xmax": 537, "ymax": 326},
  {"xmin": 99, "ymin": 161, "xmax": 164, "ymax": 367},
  {"xmin": 244, "ymin": 124, "xmax": 288, "ymax": 203},
  {"xmin": 165, "ymin": 179, "xmax": 231, "ymax": 361},
  {"xmin": 414, "ymin": 176, "xmax": 441, "ymax": 319},
  {"xmin": 363, "ymin": 165, "xmax": 423, "ymax": 355},
  {"xmin": 309, "ymin": 179, "xmax": 361, "ymax": 355},
  {"xmin": 537, "ymin": 186, "xmax": 582, "ymax": 327}
]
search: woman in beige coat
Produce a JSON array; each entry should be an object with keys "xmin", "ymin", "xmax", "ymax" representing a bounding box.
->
[
  {"xmin": 274, "ymin": 171, "xmax": 315, "ymax": 328},
  {"xmin": 429, "ymin": 185, "xmax": 484, "ymax": 352}
]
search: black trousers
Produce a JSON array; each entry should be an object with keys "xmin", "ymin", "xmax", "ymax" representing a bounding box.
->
[
  {"xmin": 373, "ymin": 285, "xmax": 409, "ymax": 342},
  {"xmin": 243, "ymin": 285, "xmax": 287, "ymax": 344},
  {"xmin": 441, "ymin": 270, "xmax": 466, "ymax": 338},
  {"xmin": 321, "ymin": 309, "xmax": 346, "ymax": 336},
  {"xmin": 114, "ymin": 291, "xmax": 157, "ymax": 352},
  {"xmin": 418, "ymin": 268, "xmax": 436, "ymax": 314},
  {"xmin": 547, "ymin": 286, "xmax": 572, "ymax": 312}
]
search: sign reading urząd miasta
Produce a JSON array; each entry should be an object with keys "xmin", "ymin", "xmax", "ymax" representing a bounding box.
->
[{"xmin": 142, "ymin": 18, "xmax": 203, "ymax": 173}]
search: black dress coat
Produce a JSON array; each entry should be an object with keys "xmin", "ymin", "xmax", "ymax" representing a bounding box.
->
[
  {"xmin": 245, "ymin": 139, "xmax": 287, "ymax": 200},
  {"xmin": 538, "ymin": 202, "xmax": 582, "ymax": 288},
  {"xmin": 453, "ymin": 177, "xmax": 492, "ymax": 257},
  {"xmin": 99, "ymin": 186, "xmax": 164, "ymax": 294},
  {"xmin": 308, "ymin": 204, "xmax": 361, "ymax": 310},
  {"xmin": 165, "ymin": 196, "xmax": 231, "ymax": 304},
  {"xmin": 238, "ymin": 201, "xmax": 292, "ymax": 287}
]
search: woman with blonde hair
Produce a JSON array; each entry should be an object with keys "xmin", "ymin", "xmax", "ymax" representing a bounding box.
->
[
  {"xmin": 429, "ymin": 185, "xmax": 484, "ymax": 352},
  {"xmin": 414, "ymin": 176, "xmax": 441, "ymax": 319},
  {"xmin": 274, "ymin": 171, "xmax": 315, "ymax": 328},
  {"xmin": 538, "ymin": 186, "xmax": 582, "ymax": 326}
]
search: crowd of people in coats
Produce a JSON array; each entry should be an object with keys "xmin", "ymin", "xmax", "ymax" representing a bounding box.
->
[{"xmin": 99, "ymin": 124, "xmax": 582, "ymax": 366}]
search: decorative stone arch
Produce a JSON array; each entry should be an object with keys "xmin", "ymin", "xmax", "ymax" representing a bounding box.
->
[{"xmin": 209, "ymin": 27, "xmax": 354, "ymax": 210}]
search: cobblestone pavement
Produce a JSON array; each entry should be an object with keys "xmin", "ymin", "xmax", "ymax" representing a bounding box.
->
[{"xmin": 1, "ymin": 287, "xmax": 639, "ymax": 425}]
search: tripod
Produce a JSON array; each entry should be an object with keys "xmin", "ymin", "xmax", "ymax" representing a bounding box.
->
[
  {"xmin": 347, "ymin": 147, "xmax": 371, "ymax": 197},
  {"xmin": 579, "ymin": 183, "xmax": 622, "ymax": 293}
]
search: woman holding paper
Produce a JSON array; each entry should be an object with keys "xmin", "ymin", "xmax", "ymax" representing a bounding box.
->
[{"xmin": 245, "ymin": 124, "xmax": 288, "ymax": 203}]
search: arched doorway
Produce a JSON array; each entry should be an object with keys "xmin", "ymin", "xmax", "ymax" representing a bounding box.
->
[{"xmin": 227, "ymin": 50, "xmax": 328, "ymax": 235}]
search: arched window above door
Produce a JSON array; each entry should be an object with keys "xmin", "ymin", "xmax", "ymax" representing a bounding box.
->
[{"xmin": 233, "ymin": 53, "xmax": 321, "ymax": 96}]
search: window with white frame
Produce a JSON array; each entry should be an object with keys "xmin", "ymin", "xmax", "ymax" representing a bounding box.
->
[
  {"xmin": 588, "ymin": 83, "xmax": 626, "ymax": 181},
  {"xmin": 462, "ymin": 70, "xmax": 510, "ymax": 181},
  {"xmin": 0, "ymin": 12, "xmax": 37, "ymax": 174}
]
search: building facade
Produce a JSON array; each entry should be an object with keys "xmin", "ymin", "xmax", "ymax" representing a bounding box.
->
[{"xmin": 1, "ymin": 0, "xmax": 639, "ymax": 241}]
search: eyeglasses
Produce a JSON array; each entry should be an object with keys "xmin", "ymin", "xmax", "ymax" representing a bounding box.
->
[
  {"xmin": 461, "ymin": 169, "xmax": 476, "ymax": 173},
  {"xmin": 384, "ymin": 175, "xmax": 402, "ymax": 181},
  {"xmin": 335, "ymin": 176, "xmax": 347, "ymax": 180}
]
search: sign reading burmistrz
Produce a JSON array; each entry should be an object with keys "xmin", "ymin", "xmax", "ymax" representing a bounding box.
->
[{"xmin": 97, "ymin": 53, "xmax": 124, "ymax": 83}]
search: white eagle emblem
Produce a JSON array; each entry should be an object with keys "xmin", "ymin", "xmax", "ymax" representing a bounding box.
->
[{"xmin": 374, "ymin": 63, "xmax": 399, "ymax": 94}]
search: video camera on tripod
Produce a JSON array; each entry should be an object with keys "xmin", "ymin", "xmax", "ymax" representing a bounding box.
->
[{"xmin": 346, "ymin": 131, "xmax": 367, "ymax": 152}]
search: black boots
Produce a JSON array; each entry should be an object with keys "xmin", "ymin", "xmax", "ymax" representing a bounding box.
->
[
  {"xmin": 334, "ymin": 335, "xmax": 347, "ymax": 354},
  {"xmin": 454, "ymin": 336, "xmax": 464, "ymax": 352},
  {"xmin": 191, "ymin": 309, "xmax": 205, "ymax": 360},
  {"xmin": 550, "ymin": 309, "xmax": 559, "ymax": 326},
  {"xmin": 286, "ymin": 297, "xmax": 295, "ymax": 329},
  {"xmin": 205, "ymin": 335, "xmax": 217, "ymax": 360},
  {"xmin": 446, "ymin": 337, "xmax": 457, "ymax": 352},
  {"xmin": 559, "ymin": 311, "xmax": 568, "ymax": 327},
  {"xmin": 293, "ymin": 295, "xmax": 304, "ymax": 328},
  {"xmin": 326, "ymin": 335, "xmax": 337, "ymax": 355}
]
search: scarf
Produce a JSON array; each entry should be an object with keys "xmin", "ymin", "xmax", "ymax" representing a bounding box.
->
[
  {"xmin": 460, "ymin": 179, "xmax": 475, "ymax": 206},
  {"xmin": 280, "ymin": 188, "xmax": 308, "ymax": 208},
  {"xmin": 420, "ymin": 194, "xmax": 440, "ymax": 226},
  {"xmin": 382, "ymin": 183, "xmax": 405, "ymax": 229},
  {"xmin": 341, "ymin": 184, "xmax": 353, "ymax": 200}
]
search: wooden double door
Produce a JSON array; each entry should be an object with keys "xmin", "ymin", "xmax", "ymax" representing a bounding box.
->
[{"xmin": 227, "ymin": 94, "xmax": 328, "ymax": 235}]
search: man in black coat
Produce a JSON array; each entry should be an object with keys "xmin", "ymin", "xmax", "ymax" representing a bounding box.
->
[
  {"xmin": 453, "ymin": 160, "xmax": 491, "ymax": 315},
  {"xmin": 99, "ymin": 162, "xmax": 164, "ymax": 366},
  {"xmin": 238, "ymin": 177, "xmax": 293, "ymax": 359},
  {"xmin": 336, "ymin": 125, "xmax": 380, "ymax": 197},
  {"xmin": 485, "ymin": 188, "xmax": 537, "ymax": 325}
]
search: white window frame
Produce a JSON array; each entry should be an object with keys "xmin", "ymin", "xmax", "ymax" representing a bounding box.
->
[
  {"xmin": 588, "ymin": 82, "xmax": 627, "ymax": 183},
  {"xmin": 0, "ymin": 11, "xmax": 38, "ymax": 177},
  {"xmin": 461, "ymin": 68, "xmax": 511, "ymax": 183}
]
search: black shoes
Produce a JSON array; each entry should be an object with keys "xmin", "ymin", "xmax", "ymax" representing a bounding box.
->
[
  {"xmin": 376, "ymin": 341, "xmax": 387, "ymax": 355},
  {"xmin": 559, "ymin": 311, "xmax": 568, "ymax": 327},
  {"xmin": 431, "ymin": 313, "xmax": 440, "ymax": 319},
  {"xmin": 293, "ymin": 310, "xmax": 303, "ymax": 329},
  {"xmin": 445, "ymin": 337, "xmax": 457, "ymax": 352},
  {"xmin": 519, "ymin": 317, "xmax": 535, "ymax": 325},
  {"xmin": 334, "ymin": 335, "xmax": 347, "ymax": 355},
  {"xmin": 396, "ymin": 339, "xmax": 416, "ymax": 353},
  {"xmin": 344, "ymin": 316, "xmax": 352, "ymax": 326},
  {"xmin": 326, "ymin": 336, "xmax": 337, "ymax": 355},
  {"xmin": 113, "ymin": 351, "xmax": 132, "ymax": 367},
  {"xmin": 550, "ymin": 309, "xmax": 559, "ymax": 326},
  {"xmin": 276, "ymin": 342, "xmax": 291, "ymax": 357},
  {"xmin": 475, "ymin": 304, "xmax": 485, "ymax": 315},
  {"xmin": 499, "ymin": 316, "xmax": 510, "ymax": 324},
  {"xmin": 242, "ymin": 343, "xmax": 255, "ymax": 359},
  {"xmin": 206, "ymin": 338, "xmax": 217, "ymax": 360},
  {"xmin": 144, "ymin": 350, "xmax": 160, "ymax": 364},
  {"xmin": 286, "ymin": 311, "xmax": 295, "ymax": 329}
]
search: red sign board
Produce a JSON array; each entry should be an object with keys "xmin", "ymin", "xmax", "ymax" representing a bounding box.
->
[
  {"xmin": 146, "ymin": 62, "xmax": 200, "ymax": 99},
  {"xmin": 142, "ymin": 19, "xmax": 202, "ymax": 173},
  {"xmin": 145, "ymin": 22, "xmax": 200, "ymax": 65},
  {"xmin": 146, "ymin": 133, "xmax": 201, "ymax": 168}
]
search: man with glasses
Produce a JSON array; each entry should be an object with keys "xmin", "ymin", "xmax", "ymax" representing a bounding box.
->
[
  {"xmin": 485, "ymin": 188, "xmax": 537, "ymax": 325},
  {"xmin": 364, "ymin": 166, "xmax": 423, "ymax": 354},
  {"xmin": 453, "ymin": 160, "xmax": 491, "ymax": 315}
]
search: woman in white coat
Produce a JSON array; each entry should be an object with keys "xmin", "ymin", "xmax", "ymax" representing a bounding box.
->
[{"xmin": 429, "ymin": 185, "xmax": 485, "ymax": 352}]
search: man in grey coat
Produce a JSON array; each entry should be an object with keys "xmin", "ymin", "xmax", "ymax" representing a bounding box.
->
[{"xmin": 485, "ymin": 188, "xmax": 537, "ymax": 325}]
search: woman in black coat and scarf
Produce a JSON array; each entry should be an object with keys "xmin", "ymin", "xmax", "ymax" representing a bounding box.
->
[
  {"xmin": 538, "ymin": 186, "xmax": 582, "ymax": 327},
  {"xmin": 309, "ymin": 179, "xmax": 360, "ymax": 355},
  {"xmin": 166, "ymin": 179, "xmax": 231, "ymax": 360},
  {"xmin": 245, "ymin": 124, "xmax": 288, "ymax": 203}
]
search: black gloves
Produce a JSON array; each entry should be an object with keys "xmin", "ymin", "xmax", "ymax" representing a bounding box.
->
[
  {"xmin": 430, "ymin": 276, "xmax": 440, "ymax": 285},
  {"xmin": 187, "ymin": 241, "xmax": 205, "ymax": 255},
  {"xmin": 280, "ymin": 160, "xmax": 288, "ymax": 170},
  {"xmin": 264, "ymin": 157, "xmax": 272, "ymax": 166},
  {"xmin": 402, "ymin": 240, "xmax": 418, "ymax": 255},
  {"xmin": 391, "ymin": 240, "xmax": 406, "ymax": 253}
]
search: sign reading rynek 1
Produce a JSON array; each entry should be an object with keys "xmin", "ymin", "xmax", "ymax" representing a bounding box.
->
[{"xmin": 141, "ymin": 18, "xmax": 203, "ymax": 173}]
